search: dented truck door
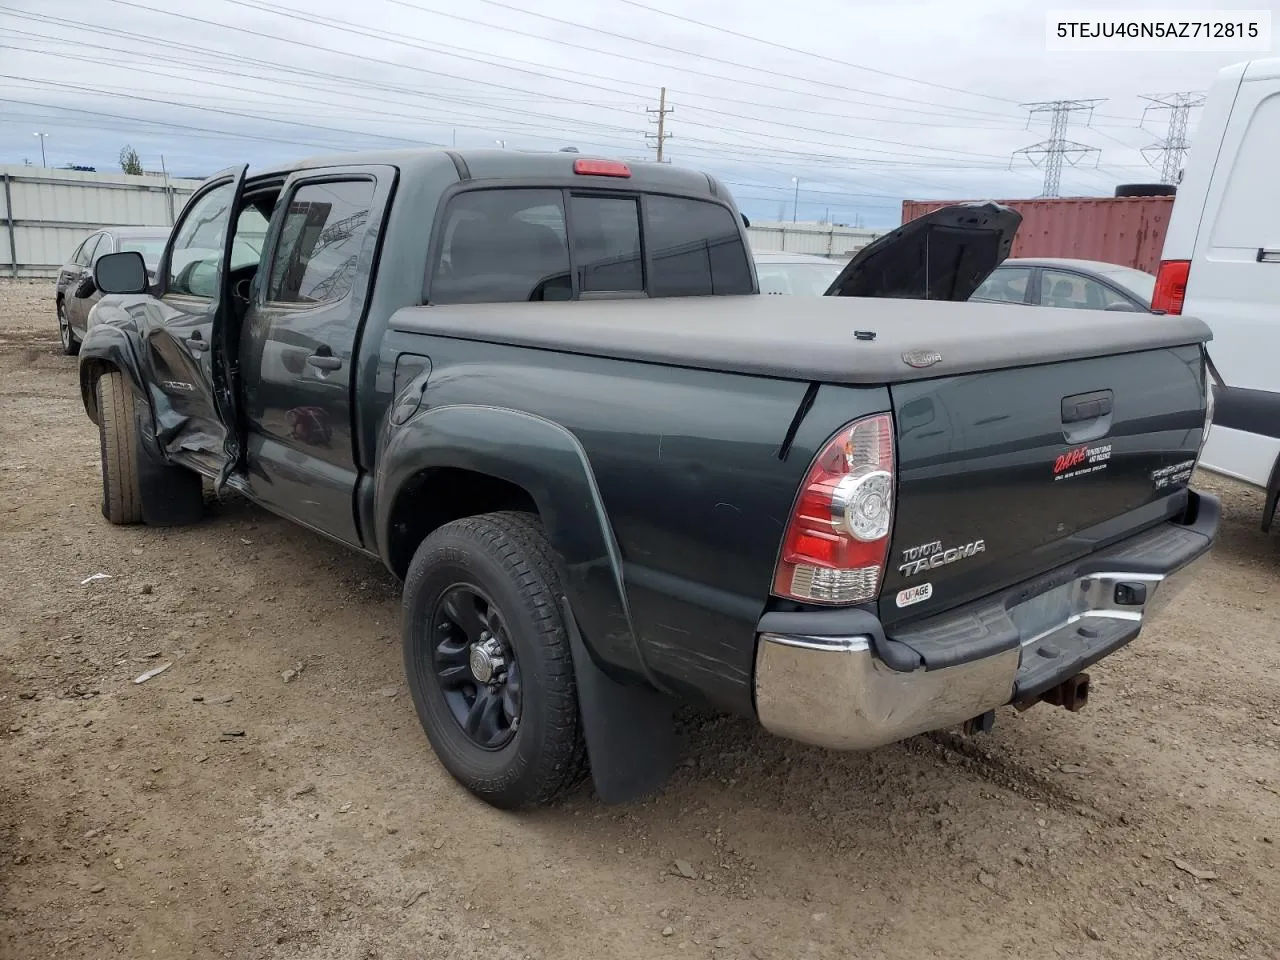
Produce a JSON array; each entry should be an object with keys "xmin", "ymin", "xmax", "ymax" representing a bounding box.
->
[{"xmin": 144, "ymin": 165, "xmax": 250, "ymax": 477}]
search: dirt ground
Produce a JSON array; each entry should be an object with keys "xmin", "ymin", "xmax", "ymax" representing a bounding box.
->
[{"xmin": 0, "ymin": 277, "xmax": 1276, "ymax": 960}]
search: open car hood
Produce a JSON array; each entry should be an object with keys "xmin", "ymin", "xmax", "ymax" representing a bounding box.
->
[{"xmin": 823, "ymin": 201, "xmax": 1021, "ymax": 300}]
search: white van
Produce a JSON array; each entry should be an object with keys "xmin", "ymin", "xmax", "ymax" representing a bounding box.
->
[{"xmin": 1157, "ymin": 57, "xmax": 1280, "ymax": 529}]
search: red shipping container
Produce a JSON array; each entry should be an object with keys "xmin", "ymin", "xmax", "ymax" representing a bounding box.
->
[{"xmin": 900, "ymin": 196, "xmax": 1175, "ymax": 274}]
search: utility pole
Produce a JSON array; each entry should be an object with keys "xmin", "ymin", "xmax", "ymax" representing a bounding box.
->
[
  {"xmin": 160, "ymin": 154, "xmax": 175, "ymax": 225},
  {"xmin": 791, "ymin": 176, "xmax": 800, "ymax": 222},
  {"xmin": 1011, "ymin": 100, "xmax": 1105, "ymax": 198},
  {"xmin": 32, "ymin": 131, "xmax": 48, "ymax": 168},
  {"xmin": 646, "ymin": 87, "xmax": 672, "ymax": 162},
  {"xmin": 1139, "ymin": 92, "xmax": 1206, "ymax": 184}
]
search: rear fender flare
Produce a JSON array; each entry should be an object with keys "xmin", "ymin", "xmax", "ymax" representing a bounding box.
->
[{"xmin": 375, "ymin": 403, "xmax": 654, "ymax": 689}]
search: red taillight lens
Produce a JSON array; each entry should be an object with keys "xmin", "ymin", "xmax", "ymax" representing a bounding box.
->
[
  {"xmin": 573, "ymin": 158, "xmax": 631, "ymax": 178},
  {"xmin": 773, "ymin": 413, "xmax": 895, "ymax": 605},
  {"xmin": 1152, "ymin": 259, "xmax": 1190, "ymax": 314}
]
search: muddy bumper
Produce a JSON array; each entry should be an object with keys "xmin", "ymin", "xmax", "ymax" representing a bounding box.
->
[{"xmin": 753, "ymin": 491, "xmax": 1220, "ymax": 751}]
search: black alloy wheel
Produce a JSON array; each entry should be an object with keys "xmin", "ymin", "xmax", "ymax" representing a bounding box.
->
[
  {"xmin": 428, "ymin": 584, "xmax": 522, "ymax": 750},
  {"xmin": 401, "ymin": 511, "xmax": 588, "ymax": 810}
]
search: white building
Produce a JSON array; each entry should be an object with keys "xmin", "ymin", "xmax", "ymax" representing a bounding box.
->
[{"xmin": 746, "ymin": 219, "xmax": 882, "ymax": 259}]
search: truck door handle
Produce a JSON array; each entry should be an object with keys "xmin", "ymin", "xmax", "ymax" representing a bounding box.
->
[
  {"xmin": 306, "ymin": 348, "xmax": 342, "ymax": 372},
  {"xmin": 184, "ymin": 334, "xmax": 208, "ymax": 353},
  {"xmin": 1258, "ymin": 248, "xmax": 1280, "ymax": 263}
]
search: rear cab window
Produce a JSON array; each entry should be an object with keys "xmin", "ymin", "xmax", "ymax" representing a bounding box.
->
[{"xmin": 428, "ymin": 187, "xmax": 752, "ymax": 305}]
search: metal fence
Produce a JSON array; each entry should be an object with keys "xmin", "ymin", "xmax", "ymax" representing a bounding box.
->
[
  {"xmin": 1, "ymin": 166, "xmax": 203, "ymax": 279},
  {"xmin": 746, "ymin": 220, "xmax": 882, "ymax": 258}
]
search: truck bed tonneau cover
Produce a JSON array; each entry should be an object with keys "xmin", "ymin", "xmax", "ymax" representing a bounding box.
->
[{"xmin": 389, "ymin": 296, "xmax": 1213, "ymax": 384}]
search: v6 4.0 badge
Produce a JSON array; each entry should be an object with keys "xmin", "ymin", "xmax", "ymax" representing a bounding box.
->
[{"xmin": 1053, "ymin": 443, "xmax": 1111, "ymax": 481}]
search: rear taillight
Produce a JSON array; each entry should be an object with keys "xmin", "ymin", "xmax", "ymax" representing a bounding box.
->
[
  {"xmin": 1152, "ymin": 259, "xmax": 1190, "ymax": 314},
  {"xmin": 772, "ymin": 413, "xmax": 895, "ymax": 605}
]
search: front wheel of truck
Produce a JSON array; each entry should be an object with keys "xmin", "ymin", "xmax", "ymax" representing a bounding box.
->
[
  {"xmin": 94, "ymin": 370, "xmax": 205, "ymax": 527},
  {"xmin": 95, "ymin": 370, "xmax": 144, "ymax": 524},
  {"xmin": 402, "ymin": 511, "xmax": 588, "ymax": 810}
]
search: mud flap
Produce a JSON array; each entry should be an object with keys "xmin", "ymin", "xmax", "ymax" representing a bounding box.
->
[
  {"xmin": 134, "ymin": 400, "xmax": 205, "ymax": 527},
  {"xmin": 561, "ymin": 598, "xmax": 678, "ymax": 804}
]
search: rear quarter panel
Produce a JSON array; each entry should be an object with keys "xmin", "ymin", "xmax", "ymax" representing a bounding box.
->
[{"xmin": 378, "ymin": 329, "xmax": 891, "ymax": 715}]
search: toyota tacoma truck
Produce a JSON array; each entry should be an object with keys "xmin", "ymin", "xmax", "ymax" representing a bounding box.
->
[{"xmin": 78, "ymin": 148, "xmax": 1219, "ymax": 810}]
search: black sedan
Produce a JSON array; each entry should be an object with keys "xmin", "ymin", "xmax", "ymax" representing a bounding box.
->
[{"xmin": 55, "ymin": 226, "xmax": 169, "ymax": 355}]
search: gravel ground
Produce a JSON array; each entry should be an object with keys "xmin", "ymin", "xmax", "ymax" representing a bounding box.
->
[{"xmin": 1, "ymin": 277, "xmax": 1277, "ymax": 960}]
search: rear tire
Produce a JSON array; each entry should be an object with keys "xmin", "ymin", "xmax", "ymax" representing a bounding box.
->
[
  {"xmin": 57, "ymin": 300, "xmax": 80, "ymax": 357},
  {"xmin": 95, "ymin": 372, "xmax": 142, "ymax": 524},
  {"xmin": 402, "ymin": 511, "xmax": 588, "ymax": 810}
]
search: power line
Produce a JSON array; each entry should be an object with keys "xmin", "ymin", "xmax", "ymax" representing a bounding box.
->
[
  {"xmin": 0, "ymin": 44, "xmax": 647, "ymax": 146},
  {"xmin": 0, "ymin": 74, "xmax": 442, "ymax": 148},
  {"xmin": 1, "ymin": 14, "xmax": 1028, "ymax": 170},
  {"xmin": 2, "ymin": 42, "xmax": 1154, "ymax": 180},
  {"xmin": 0, "ymin": 22, "xmax": 649, "ymax": 141},
  {"xmin": 1012, "ymin": 100, "xmax": 1105, "ymax": 198},
  {"xmin": 382, "ymin": 0, "xmax": 1027, "ymax": 122},
  {"xmin": 0, "ymin": 9, "xmax": 1028, "ymax": 137},
  {"xmin": 1139, "ymin": 92, "xmax": 1206, "ymax": 185},
  {"xmin": 80, "ymin": 0, "xmax": 654, "ymax": 132},
  {"xmin": 0, "ymin": 7, "xmax": 1158, "ymax": 199},
  {"xmin": 216, "ymin": 0, "xmax": 1033, "ymax": 129},
  {"xmin": 609, "ymin": 0, "xmax": 1020, "ymax": 108},
  {"xmin": 0, "ymin": 97, "xmax": 369, "ymax": 154}
]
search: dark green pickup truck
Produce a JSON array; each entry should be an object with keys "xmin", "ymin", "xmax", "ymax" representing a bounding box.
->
[{"xmin": 78, "ymin": 148, "xmax": 1218, "ymax": 809}]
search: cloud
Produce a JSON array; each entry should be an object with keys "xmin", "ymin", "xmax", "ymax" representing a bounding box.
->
[{"xmin": 0, "ymin": 0, "xmax": 1269, "ymax": 225}]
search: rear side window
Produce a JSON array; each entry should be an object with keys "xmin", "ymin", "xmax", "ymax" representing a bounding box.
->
[
  {"xmin": 73, "ymin": 234, "xmax": 100, "ymax": 266},
  {"xmin": 267, "ymin": 179, "xmax": 376, "ymax": 305},
  {"xmin": 645, "ymin": 195, "xmax": 753, "ymax": 297},
  {"xmin": 569, "ymin": 195, "xmax": 643, "ymax": 293},
  {"xmin": 431, "ymin": 189, "xmax": 572, "ymax": 304},
  {"xmin": 1042, "ymin": 269, "xmax": 1111, "ymax": 310},
  {"xmin": 972, "ymin": 266, "xmax": 1030, "ymax": 303}
]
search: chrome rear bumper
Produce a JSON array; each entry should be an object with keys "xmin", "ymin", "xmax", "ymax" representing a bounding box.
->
[{"xmin": 754, "ymin": 544, "xmax": 1210, "ymax": 752}]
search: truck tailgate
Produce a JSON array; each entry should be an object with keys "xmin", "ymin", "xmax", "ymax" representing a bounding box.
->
[{"xmin": 879, "ymin": 343, "xmax": 1208, "ymax": 627}]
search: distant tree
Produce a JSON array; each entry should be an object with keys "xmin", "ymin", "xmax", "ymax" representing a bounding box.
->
[{"xmin": 119, "ymin": 145, "xmax": 144, "ymax": 176}]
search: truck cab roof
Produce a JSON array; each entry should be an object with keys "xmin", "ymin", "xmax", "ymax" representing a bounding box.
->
[{"xmin": 246, "ymin": 148, "xmax": 724, "ymax": 198}]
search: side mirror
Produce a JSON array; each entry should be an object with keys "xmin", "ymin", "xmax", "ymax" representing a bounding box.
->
[
  {"xmin": 94, "ymin": 251, "xmax": 149, "ymax": 295},
  {"xmin": 74, "ymin": 275, "xmax": 97, "ymax": 299}
]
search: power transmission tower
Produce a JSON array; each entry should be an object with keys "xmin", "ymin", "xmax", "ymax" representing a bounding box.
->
[
  {"xmin": 1139, "ymin": 92, "xmax": 1206, "ymax": 184},
  {"xmin": 1012, "ymin": 99, "xmax": 1105, "ymax": 198},
  {"xmin": 646, "ymin": 87, "xmax": 672, "ymax": 162}
]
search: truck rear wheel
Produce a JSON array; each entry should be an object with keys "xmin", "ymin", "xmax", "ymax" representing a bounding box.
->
[
  {"xmin": 95, "ymin": 371, "xmax": 143, "ymax": 524},
  {"xmin": 401, "ymin": 511, "xmax": 588, "ymax": 809}
]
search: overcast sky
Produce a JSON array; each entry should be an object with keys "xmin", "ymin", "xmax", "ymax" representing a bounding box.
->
[{"xmin": 1, "ymin": 0, "xmax": 1274, "ymax": 226}]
